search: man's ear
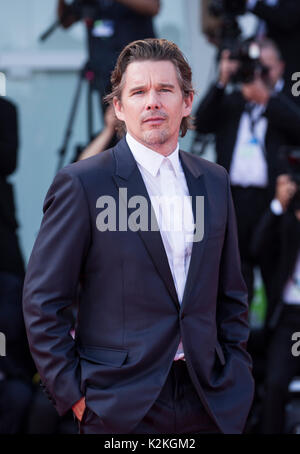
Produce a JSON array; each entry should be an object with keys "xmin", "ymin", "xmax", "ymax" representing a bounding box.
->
[
  {"xmin": 183, "ymin": 92, "xmax": 194, "ymax": 118},
  {"xmin": 113, "ymin": 97, "xmax": 125, "ymax": 121}
]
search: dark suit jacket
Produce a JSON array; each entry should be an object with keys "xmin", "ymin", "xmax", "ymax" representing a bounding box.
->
[
  {"xmin": 0, "ymin": 98, "xmax": 33, "ymax": 382},
  {"xmin": 22, "ymin": 138, "xmax": 254, "ymax": 434},
  {"xmin": 251, "ymin": 206, "xmax": 300, "ymax": 329},
  {"xmin": 0, "ymin": 97, "xmax": 24, "ymax": 276},
  {"xmin": 195, "ymin": 84, "xmax": 300, "ymax": 195}
]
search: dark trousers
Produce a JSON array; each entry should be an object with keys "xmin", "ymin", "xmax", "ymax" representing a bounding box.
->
[
  {"xmin": 0, "ymin": 379, "xmax": 32, "ymax": 434},
  {"xmin": 231, "ymin": 186, "xmax": 271, "ymax": 304},
  {"xmin": 261, "ymin": 305, "xmax": 300, "ymax": 433},
  {"xmin": 0, "ymin": 272, "xmax": 34, "ymax": 433},
  {"xmin": 79, "ymin": 361, "xmax": 220, "ymax": 434}
]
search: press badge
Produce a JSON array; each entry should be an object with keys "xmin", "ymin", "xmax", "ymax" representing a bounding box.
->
[
  {"xmin": 92, "ymin": 20, "xmax": 115, "ymax": 38},
  {"xmin": 241, "ymin": 137, "xmax": 261, "ymax": 158}
]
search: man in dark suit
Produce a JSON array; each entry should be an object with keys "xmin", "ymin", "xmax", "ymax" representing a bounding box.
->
[
  {"xmin": 251, "ymin": 173, "xmax": 300, "ymax": 432},
  {"xmin": 195, "ymin": 38, "xmax": 300, "ymax": 305},
  {"xmin": 0, "ymin": 97, "xmax": 24, "ymax": 279},
  {"xmin": 0, "ymin": 97, "xmax": 34, "ymax": 433},
  {"xmin": 22, "ymin": 38, "xmax": 254, "ymax": 434}
]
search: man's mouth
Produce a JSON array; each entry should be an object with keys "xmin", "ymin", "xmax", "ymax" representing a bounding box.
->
[{"xmin": 143, "ymin": 116, "xmax": 166, "ymax": 125}]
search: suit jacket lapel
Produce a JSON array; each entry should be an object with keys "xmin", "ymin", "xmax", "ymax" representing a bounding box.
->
[
  {"xmin": 179, "ymin": 151, "xmax": 209, "ymax": 311},
  {"xmin": 112, "ymin": 138, "xmax": 180, "ymax": 310}
]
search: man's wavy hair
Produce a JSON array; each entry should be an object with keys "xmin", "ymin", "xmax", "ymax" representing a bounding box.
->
[{"xmin": 104, "ymin": 38, "xmax": 195, "ymax": 138}]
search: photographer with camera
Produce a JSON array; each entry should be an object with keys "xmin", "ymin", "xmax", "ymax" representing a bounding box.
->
[
  {"xmin": 57, "ymin": 0, "xmax": 159, "ymax": 117},
  {"xmin": 195, "ymin": 38, "xmax": 300, "ymax": 307},
  {"xmin": 251, "ymin": 171, "xmax": 300, "ymax": 433},
  {"xmin": 246, "ymin": 0, "xmax": 300, "ymax": 100},
  {"xmin": 204, "ymin": 1, "xmax": 300, "ymax": 103}
]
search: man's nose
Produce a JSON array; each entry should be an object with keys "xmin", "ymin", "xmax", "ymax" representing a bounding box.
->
[{"xmin": 146, "ymin": 90, "xmax": 161, "ymax": 110}]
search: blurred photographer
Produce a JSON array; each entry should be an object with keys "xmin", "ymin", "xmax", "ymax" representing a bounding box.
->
[
  {"xmin": 57, "ymin": 0, "xmax": 159, "ymax": 116},
  {"xmin": 251, "ymin": 172, "xmax": 300, "ymax": 433},
  {"xmin": 203, "ymin": 1, "xmax": 300, "ymax": 104},
  {"xmin": 246, "ymin": 0, "xmax": 300, "ymax": 99},
  {"xmin": 195, "ymin": 38, "xmax": 300, "ymax": 306},
  {"xmin": 0, "ymin": 97, "xmax": 35, "ymax": 433}
]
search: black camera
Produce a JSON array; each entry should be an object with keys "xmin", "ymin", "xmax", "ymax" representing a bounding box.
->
[
  {"xmin": 209, "ymin": 0, "xmax": 246, "ymax": 17},
  {"xmin": 65, "ymin": 0, "xmax": 100, "ymax": 21},
  {"xmin": 208, "ymin": 0, "xmax": 262, "ymax": 84},
  {"xmin": 229, "ymin": 39, "xmax": 270, "ymax": 84}
]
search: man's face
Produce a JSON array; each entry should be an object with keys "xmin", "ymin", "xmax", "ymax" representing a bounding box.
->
[
  {"xmin": 113, "ymin": 60, "xmax": 193, "ymax": 155},
  {"xmin": 260, "ymin": 47, "xmax": 285, "ymax": 88}
]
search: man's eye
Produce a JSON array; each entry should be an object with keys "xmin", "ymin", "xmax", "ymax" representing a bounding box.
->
[
  {"xmin": 160, "ymin": 89, "xmax": 171, "ymax": 92},
  {"xmin": 133, "ymin": 91, "xmax": 144, "ymax": 95}
]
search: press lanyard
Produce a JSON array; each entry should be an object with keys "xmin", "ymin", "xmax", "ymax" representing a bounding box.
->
[{"xmin": 245, "ymin": 103, "xmax": 266, "ymax": 155}]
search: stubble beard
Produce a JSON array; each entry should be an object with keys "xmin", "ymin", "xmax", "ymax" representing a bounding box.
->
[{"xmin": 142, "ymin": 128, "xmax": 170, "ymax": 147}]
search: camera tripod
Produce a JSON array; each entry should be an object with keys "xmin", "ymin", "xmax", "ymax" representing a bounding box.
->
[
  {"xmin": 56, "ymin": 61, "xmax": 98, "ymax": 172},
  {"xmin": 40, "ymin": 0, "xmax": 103, "ymax": 172}
]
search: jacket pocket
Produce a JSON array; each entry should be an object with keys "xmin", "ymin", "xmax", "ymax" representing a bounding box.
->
[{"xmin": 78, "ymin": 345, "xmax": 128, "ymax": 368}]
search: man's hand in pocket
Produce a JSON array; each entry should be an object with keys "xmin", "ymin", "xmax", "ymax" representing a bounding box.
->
[{"xmin": 72, "ymin": 396, "xmax": 86, "ymax": 421}]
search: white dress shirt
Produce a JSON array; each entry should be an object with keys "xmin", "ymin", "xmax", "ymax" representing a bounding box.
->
[
  {"xmin": 230, "ymin": 103, "xmax": 269, "ymax": 187},
  {"xmin": 230, "ymin": 79, "xmax": 284, "ymax": 188},
  {"xmin": 126, "ymin": 133, "xmax": 195, "ymax": 360}
]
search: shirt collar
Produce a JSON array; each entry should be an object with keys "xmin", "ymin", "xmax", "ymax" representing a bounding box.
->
[{"xmin": 126, "ymin": 132, "xmax": 181, "ymax": 177}]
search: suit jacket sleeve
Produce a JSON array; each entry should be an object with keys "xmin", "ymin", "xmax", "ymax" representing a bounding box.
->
[
  {"xmin": 264, "ymin": 92, "xmax": 300, "ymax": 143},
  {"xmin": 252, "ymin": 0, "xmax": 300, "ymax": 31},
  {"xmin": 195, "ymin": 84, "xmax": 226, "ymax": 134},
  {"xmin": 216, "ymin": 170, "xmax": 253, "ymax": 371},
  {"xmin": 22, "ymin": 169, "xmax": 91, "ymax": 416},
  {"xmin": 250, "ymin": 207, "xmax": 281, "ymax": 262}
]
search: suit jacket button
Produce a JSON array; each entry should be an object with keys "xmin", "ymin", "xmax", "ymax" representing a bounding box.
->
[{"xmin": 181, "ymin": 312, "xmax": 185, "ymax": 320}]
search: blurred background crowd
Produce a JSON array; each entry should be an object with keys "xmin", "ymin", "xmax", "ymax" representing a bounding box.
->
[{"xmin": 0, "ymin": 0, "xmax": 300, "ymax": 434}]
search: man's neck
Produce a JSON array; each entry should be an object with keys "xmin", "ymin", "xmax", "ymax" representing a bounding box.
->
[{"xmin": 127, "ymin": 132, "xmax": 178, "ymax": 157}]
